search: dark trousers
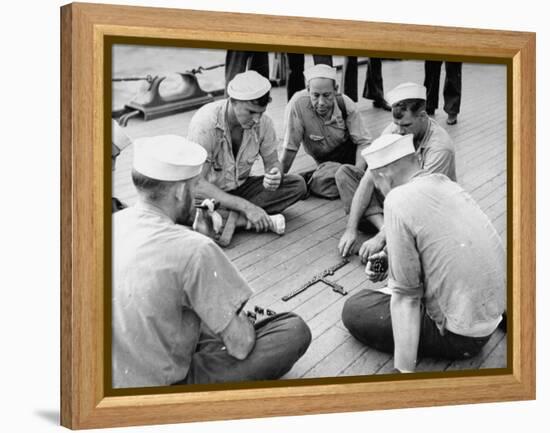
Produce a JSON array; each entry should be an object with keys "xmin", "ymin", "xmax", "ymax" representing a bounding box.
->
[
  {"xmin": 424, "ymin": 61, "xmax": 462, "ymax": 115},
  {"xmin": 363, "ymin": 58, "xmax": 384, "ymax": 102},
  {"xmin": 178, "ymin": 312, "xmax": 311, "ymax": 384},
  {"xmin": 341, "ymin": 289, "xmax": 492, "ymax": 360},
  {"xmin": 341, "ymin": 57, "xmax": 358, "ymax": 101},
  {"xmin": 225, "ymin": 51, "xmax": 270, "ymax": 94},
  {"xmin": 286, "ymin": 53, "xmax": 306, "ymax": 100},
  {"xmin": 229, "ymin": 174, "xmax": 307, "ymax": 214},
  {"xmin": 341, "ymin": 57, "xmax": 386, "ymax": 103}
]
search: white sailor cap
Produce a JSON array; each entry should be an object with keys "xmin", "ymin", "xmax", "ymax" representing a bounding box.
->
[
  {"xmin": 133, "ymin": 135, "xmax": 206, "ymax": 181},
  {"xmin": 361, "ymin": 134, "xmax": 415, "ymax": 169},
  {"xmin": 112, "ymin": 120, "xmax": 132, "ymax": 151},
  {"xmin": 386, "ymin": 82, "xmax": 427, "ymax": 106},
  {"xmin": 227, "ymin": 70, "xmax": 271, "ymax": 101},
  {"xmin": 304, "ymin": 64, "xmax": 338, "ymax": 83}
]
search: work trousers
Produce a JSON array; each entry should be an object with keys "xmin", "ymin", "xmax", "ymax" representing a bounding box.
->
[
  {"xmin": 306, "ymin": 140, "xmax": 358, "ymax": 200},
  {"xmin": 424, "ymin": 61, "xmax": 462, "ymax": 115},
  {"xmin": 341, "ymin": 57, "xmax": 385, "ymax": 103},
  {"xmin": 228, "ymin": 174, "xmax": 307, "ymax": 214},
  {"xmin": 362, "ymin": 58, "xmax": 384, "ymax": 102},
  {"xmin": 177, "ymin": 312, "xmax": 312, "ymax": 384},
  {"xmin": 341, "ymin": 290, "xmax": 493, "ymax": 360}
]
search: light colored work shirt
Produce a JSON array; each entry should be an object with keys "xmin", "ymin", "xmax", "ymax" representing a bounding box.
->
[
  {"xmin": 382, "ymin": 118, "xmax": 457, "ymax": 181},
  {"xmin": 112, "ymin": 202, "xmax": 252, "ymax": 388},
  {"xmin": 187, "ymin": 99, "xmax": 279, "ymax": 191},
  {"xmin": 283, "ymin": 89, "xmax": 372, "ymax": 163},
  {"xmin": 385, "ymin": 172, "xmax": 505, "ymax": 338}
]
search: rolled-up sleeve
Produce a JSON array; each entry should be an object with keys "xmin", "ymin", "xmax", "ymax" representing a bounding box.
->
[
  {"xmin": 385, "ymin": 195, "xmax": 423, "ymax": 299},
  {"xmin": 283, "ymin": 97, "xmax": 304, "ymax": 152},
  {"xmin": 182, "ymin": 240, "xmax": 253, "ymax": 334}
]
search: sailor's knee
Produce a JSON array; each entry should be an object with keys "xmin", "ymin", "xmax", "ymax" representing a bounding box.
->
[
  {"xmin": 278, "ymin": 312, "xmax": 312, "ymax": 354},
  {"xmin": 341, "ymin": 290, "xmax": 382, "ymax": 334},
  {"xmin": 283, "ymin": 173, "xmax": 307, "ymax": 199},
  {"xmin": 341, "ymin": 294, "xmax": 363, "ymax": 333},
  {"xmin": 334, "ymin": 163, "xmax": 356, "ymax": 188},
  {"xmin": 290, "ymin": 313, "xmax": 313, "ymax": 352}
]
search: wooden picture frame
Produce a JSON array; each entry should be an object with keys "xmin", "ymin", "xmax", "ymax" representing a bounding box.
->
[{"xmin": 60, "ymin": 2, "xmax": 535, "ymax": 429}]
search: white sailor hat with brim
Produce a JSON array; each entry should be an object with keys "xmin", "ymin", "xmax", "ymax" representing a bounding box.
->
[
  {"xmin": 361, "ymin": 134, "xmax": 415, "ymax": 169},
  {"xmin": 133, "ymin": 135, "xmax": 207, "ymax": 181},
  {"xmin": 303, "ymin": 64, "xmax": 338, "ymax": 83},
  {"xmin": 386, "ymin": 82, "xmax": 427, "ymax": 106},
  {"xmin": 227, "ymin": 70, "xmax": 272, "ymax": 101}
]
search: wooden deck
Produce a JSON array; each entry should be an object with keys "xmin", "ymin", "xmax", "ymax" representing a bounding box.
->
[{"xmin": 113, "ymin": 59, "xmax": 507, "ymax": 377}]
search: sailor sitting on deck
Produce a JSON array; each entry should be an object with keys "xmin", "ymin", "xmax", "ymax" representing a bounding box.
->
[
  {"xmin": 112, "ymin": 135, "xmax": 311, "ymax": 388},
  {"xmin": 337, "ymin": 82, "xmax": 457, "ymax": 262},
  {"xmin": 280, "ymin": 64, "xmax": 373, "ymax": 199},
  {"xmin": 341, "ymin": 134, "xmax": 505, "ymax": 373},
  {"xmin": 187, "ymin": 70, "xmax": 307, "ymax": 246}
]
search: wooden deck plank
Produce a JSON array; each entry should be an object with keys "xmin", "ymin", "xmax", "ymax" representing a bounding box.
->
[
  {"xmin": 226, "ymin": 197, "xmax": 336, "ymax": 258},
  {"xmin": 240, "ymin": 213, "xmax": 347, "ymax": 282},
  {"xmin": 303, "ymin": 336, "xmax": 369, "ymax": 379},
  {"xmin": 248, "ymin": 252, "xmax": 358, "ymax": 313},
  {"xmin": 446, "ymin": 330, "xmax": 507, "ymax": 371},
  {"xmin": 245, "ymin": 240, "xmax": 349, "ymax": 306},
  {"xmin": 282, "ymin": 326, "xmax": 352, "ymax": 378},
  {"xmin": 339, "ymin": 347, "xmax": 393, "ymax": 376},
  {"xmin": 479, "ymin": 335, "xmax": 508, "ymax": 369},
  {"xmin": 291, "ymin": 263, "xmax": 368, "ymax": 322},
  {"xmin": 231, "ymin": 201, "xmax": 344, "ymax": 266}
]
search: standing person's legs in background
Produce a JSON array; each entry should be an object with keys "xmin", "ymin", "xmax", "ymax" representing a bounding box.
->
[
  {"xmin": 286, "ymin": 53, "xmax": 305, "ymax": 100},
  {"xmin": 313, "ymin": 55, "xmax": 333, "ymax": 66},
  {"xmin": 424, "ymin": 60, "xmax": 443, "ymax": 116},
  {"xmin": 363, "ymin": 58, "xmax": 390, "ymax": 111},
  {"xmin": 341, "ymin": 56, "xmax": 358, "ymax": 102},
  {"xmin": 442, "ymin": 61, "xmax": 462, "ymax": 125},
  {"xmin": 225, "ymin": 51, "xmax": 270, "ymax": 95},
  {"xmin": 424, "ymin": 60, "xmax": 462, "ymax": 125}
]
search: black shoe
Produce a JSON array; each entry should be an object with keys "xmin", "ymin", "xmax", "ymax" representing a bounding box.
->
[
  {"xmin": 446, "ymin": 113, "xmax": 458, "ymax": 125},
  {"xmin": 372, "ymin": 99, "xmax": 391, "ymax": 111},
  {"xmin": 498, "ymin": 311, "xmax": 507, "ymax": 332}
]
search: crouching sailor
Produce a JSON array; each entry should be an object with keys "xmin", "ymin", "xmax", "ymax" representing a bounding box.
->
[{"xmin": 112, "ymin": 135, "xmax": 311, "ymax": 387}]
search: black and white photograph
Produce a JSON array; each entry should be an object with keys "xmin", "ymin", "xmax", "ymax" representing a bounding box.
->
[{"xmin": 110, "ymin": 44, "xmax": 508, "ymax": 390}]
